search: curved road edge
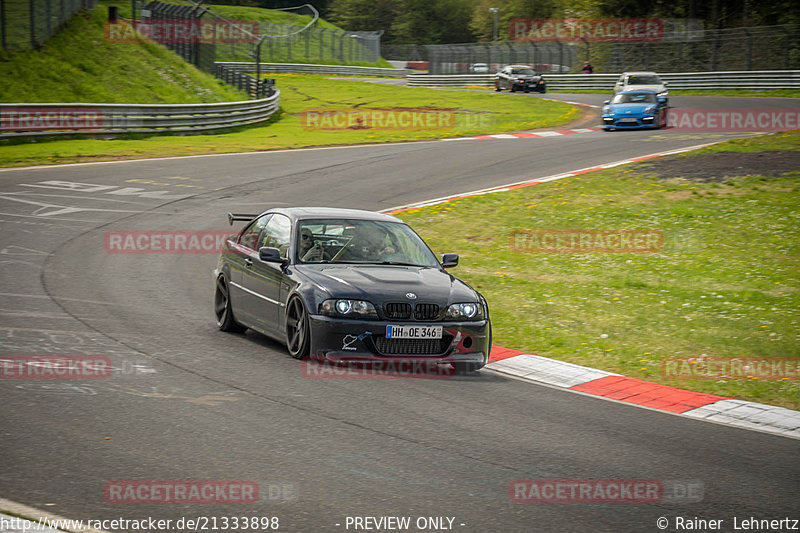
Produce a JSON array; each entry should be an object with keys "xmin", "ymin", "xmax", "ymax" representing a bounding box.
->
[{"xmin": 383, "ymin": 141, "xmax": 800, "ymax": 441}]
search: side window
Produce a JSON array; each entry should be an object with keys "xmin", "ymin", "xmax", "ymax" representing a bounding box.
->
[
  {"xmin": 239, "ymin": 215, "xmax": 271, "ymax": 250},
  {"xmin": 260, "ymin": 214, "xmax": 291, "ymax": 258}
]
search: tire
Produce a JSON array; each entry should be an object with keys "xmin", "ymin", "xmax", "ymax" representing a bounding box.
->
[
  {"xmin": 285, "ymin": 296, "xmax": 310, "ymax": 359},
  {"xmin": 510, "ymin": 84, "xmax": 517, "ymax": 93},
  {"xmin": 539, "ymin": 87, "xmax": 546, "ymax": 94},
  {"xmin": 494, "ymin": 80, "xmax": 501, "ymax": 91},
  {"xmin": 215, "ymin": 276, "xmax": 246, "ymax": 333}
]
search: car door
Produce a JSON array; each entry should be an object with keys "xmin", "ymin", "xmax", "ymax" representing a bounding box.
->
[
  {"xmin": 228, "ymin": 214, "xmax": 271, "ymax": 327},
  {"xmin": 240, "ymin": 213, "xmax": 292, "ymax": 335}
]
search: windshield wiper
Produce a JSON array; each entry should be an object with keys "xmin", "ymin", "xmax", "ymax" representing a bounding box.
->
[{"xmin": 377, "ymin": 261, "xmax": 425, "ymax": 267}]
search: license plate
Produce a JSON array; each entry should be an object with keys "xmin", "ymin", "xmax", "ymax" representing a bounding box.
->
[
  {"xmin": 386, "ymin": 325, "xmax": 442, "ymax": 339},
  {"xmin": 619, "ymin": 118, "xmax": 638, "ymax": 123}
]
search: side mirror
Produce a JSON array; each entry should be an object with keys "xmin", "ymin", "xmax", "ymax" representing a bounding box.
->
[
  {"xmin": 441, "ymin": 253, "xmax": 459, "ymax": 268},
  {"xmin": 258, "ymin": 246, "xmax": 285, "ymax": 264},
  {"xmin": 664, "ymin": 81, "xmax": 669, "ymax": 85},
  {"xmin": 657, "ymin": 97, "xmax": 667, "ymax": 104},
  {"xmin": 603, "ymin": 100, "xmax": 610, "ymax": 105}
]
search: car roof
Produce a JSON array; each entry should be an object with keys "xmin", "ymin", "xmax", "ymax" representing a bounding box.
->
[
  {"xmin": 622, "ymin": 71, "xmax": 660, "ymax": 76},
  {"xmin": 508, "ymin": 64, "xmax": 534, "ymax": 69},
  {"xmin": 618, "ymin": 89, "xmax": 658, "ymax": 94},
  {"xmin": 256, "ymin": 207, "xmax": 403, "ymax": 224}
]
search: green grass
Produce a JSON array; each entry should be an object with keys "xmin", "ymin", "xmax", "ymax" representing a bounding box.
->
[
  {"xmin": 192, "ymin": 3, "xmax": 393, "ymax": 67},
  {"xmin": 0, "ymin": 3, "xmax": 246, "ymax": 103},
  {"xmin": 0, "ymin": 74, "xmax": 577, "ymax": 167},
  {"xmin": 201, "ymin": 4, "xmax": 341, "ymax": 29},
  {"xmin": 397, "ymin": 130, "xmax": 800, "ymax": 409}
]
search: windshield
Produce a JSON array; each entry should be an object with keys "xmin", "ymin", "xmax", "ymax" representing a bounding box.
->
[
  {"xmin": 511, "ymin": 68, "xmax": 537, "ymax": 76},
  {"xmin": 613, "ymin": 92, "xmax": 657, "ymax": 104},
  {"xmin": 296, "ymin": 219, "xmax": 440, "ymax": 267},
  {"xmin": 627, "ymin": 75, "xmax": 661, "ymax": 85}
]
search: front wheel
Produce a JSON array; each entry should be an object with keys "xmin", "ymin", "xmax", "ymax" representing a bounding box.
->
[
  {"xmin": 494, "ymin": 80, "xmax": 501, "ymax": 91},
  {"xmin": 539, "ymin": 87, "xmax": 546, "ymax": 93},
  {"xmin": 215, "ymin": 276, "xmax": 246, "ymax": 333},
  {"xmin": 285, "ymin": 296, "xmax": 310, "ymax": 359}
]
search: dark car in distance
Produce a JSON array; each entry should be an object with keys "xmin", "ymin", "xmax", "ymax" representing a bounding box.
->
[
  {"xmin": 495, "ymin": 65, "xmax": 546, "ymax": 93},
  {"xmin": 213, "ymin": 208, "xmax": 491, "ymax": 372}
]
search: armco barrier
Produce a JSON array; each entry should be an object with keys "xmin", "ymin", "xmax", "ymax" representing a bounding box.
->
[
  {"xmin": 0, "ymin": 92, "xmax": 280, "ymax": 138},
  {"xmin": 407, "ymin": 71, "xmax": 800, "ymax": 91},
  {"xmin": 217, "ymin": 62, "xmax": 410, "ymax": 78}
]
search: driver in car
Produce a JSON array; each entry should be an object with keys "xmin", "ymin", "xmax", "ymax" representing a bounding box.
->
[
  {"xmin": 299, "ymin": 228, "xmax": 330, "ymax": 262},
  {"xmin": 338, "ymin": 225, "xmax": 395, "ymax": 262}
]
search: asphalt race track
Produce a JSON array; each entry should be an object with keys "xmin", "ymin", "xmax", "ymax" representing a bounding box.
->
[{"xmin": 1, "ymin": 93, "xmax": 798, "ymax": 532}]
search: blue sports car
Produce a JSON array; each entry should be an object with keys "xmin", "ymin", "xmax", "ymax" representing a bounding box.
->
[{"xmin": 602, "ymin": 90, "xmax": 668, "ymax": 131}]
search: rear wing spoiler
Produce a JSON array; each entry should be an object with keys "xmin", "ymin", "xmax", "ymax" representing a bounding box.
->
[{"xmin": 227, "ymin": 213, "xmax": 258, "ymax": 226}]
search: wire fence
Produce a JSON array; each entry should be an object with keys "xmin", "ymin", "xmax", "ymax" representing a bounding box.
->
[
  {"xmin": 0, "ymin": 0, "xmax": 98, "ymax": 50},
  {"xmin": 214, "ymin": 25, "xmax": 382, "ymax": 66},
  {"xmin": 142, "ymin": 0, "xmax": 382, "ymax": 69},
  {"xmin": 386, "ymin": 24, "xmax": 800, "ymax": 74}
]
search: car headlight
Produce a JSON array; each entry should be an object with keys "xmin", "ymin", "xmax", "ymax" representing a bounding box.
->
[
  {"xmin": 603, "ymin": 106, "xmax": 611, "ymax": 113},
  {"xmin": 657, "ymin": 90, "xmax": 669, "ymax": 97},
  {"xmin": 445, "ymin": 302, "xmax": 484, "ymax": 320},
  {"xmin": 320, "ymin": 299, "xmax": 377, "ymax": 319},
  {"xmin": 645, "ymin": 105, "xmax": 657, "ymax": 114}
]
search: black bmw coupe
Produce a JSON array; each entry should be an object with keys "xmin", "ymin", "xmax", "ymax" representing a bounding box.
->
[{"xmin": 213, "ymin": 208, "xmax": 491, "ymax": 372}]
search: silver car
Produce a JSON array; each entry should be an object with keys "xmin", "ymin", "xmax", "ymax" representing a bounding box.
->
[{"xmin": 613, "ymin": 71, "xmax": 669, "ymax": 101}]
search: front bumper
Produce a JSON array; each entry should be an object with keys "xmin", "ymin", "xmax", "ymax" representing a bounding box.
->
[
  {"xmin": 307, "ymin": 314, "xmax": 489, "ymax": 367},
  {"xmin": 602, "ymin": 114, "xmax": 659, "ymax": 129},
  {"xmin": 512, "ymin": 80, "xmax": 545, "ymax": 91}
]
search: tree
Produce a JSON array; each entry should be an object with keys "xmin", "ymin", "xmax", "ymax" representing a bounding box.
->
[
  {"xmin": 390, "ymin": 0, "xmax": 478, "ymax": 44},
  {"xmin": 470, "ymin": 0, "xmax": 558, "ymax": 42}
]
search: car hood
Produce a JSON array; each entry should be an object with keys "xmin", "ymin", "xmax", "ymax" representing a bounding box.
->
[
  {"xmin": 297, "ymin": 264, "xmax": 478, "ymax": 305},
  {"xmin": 625, "ymin": 84, "xmax": 666, "ymax": 93},
  {"xmin": 514, "ymin": 74, "xmax": 541, "ymax": 80},
  {"xmin": 607, "ymin": 103, "xmax": 655, "ymax": 113}
]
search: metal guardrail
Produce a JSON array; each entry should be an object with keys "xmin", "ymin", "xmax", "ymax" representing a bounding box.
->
[
  {"xmin": 0, "ymin": 92, "xmax": 280, "ymax": 138},
  {"xmin": 215, "ymin": 64, "xmax": 275, "ymax": 99},
  {"xmin": 407, "ymin": 71, "xmax": 800, "ymax": 91},
  {"xmin": 218, "ymin": 62, "xmax": 411, "ymax": 78}
]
